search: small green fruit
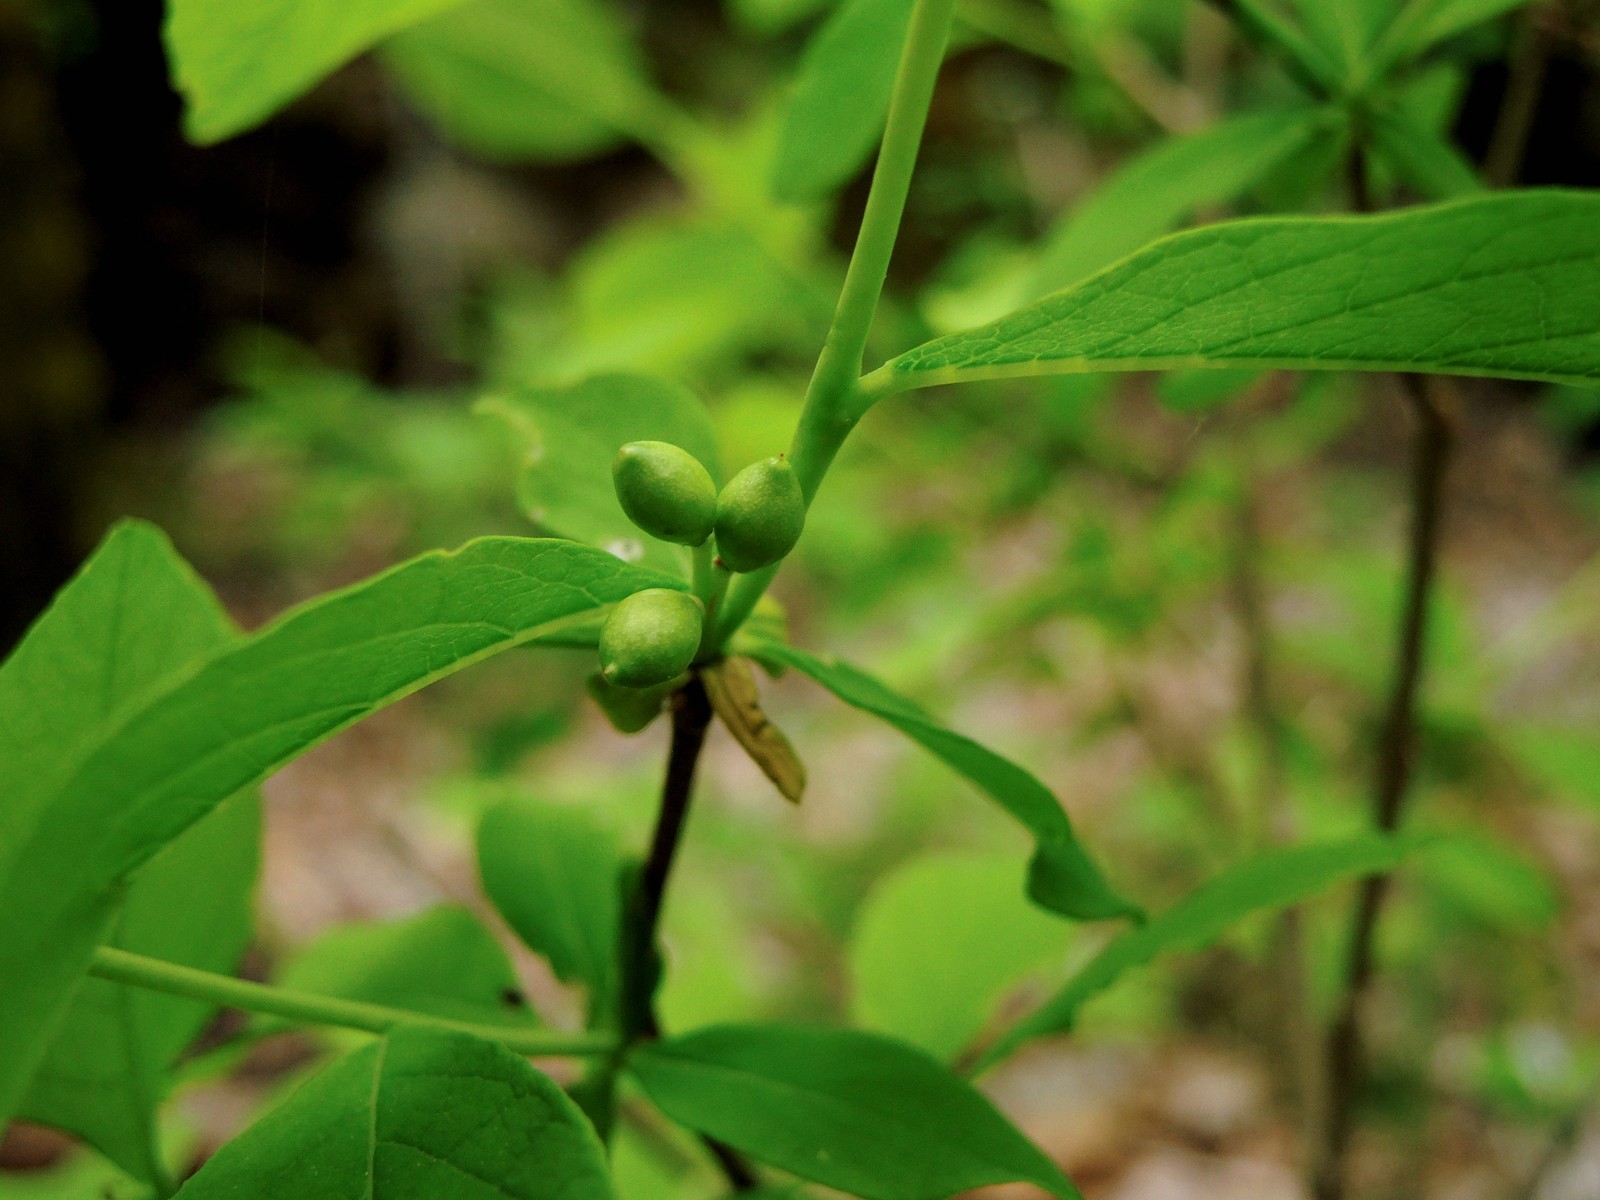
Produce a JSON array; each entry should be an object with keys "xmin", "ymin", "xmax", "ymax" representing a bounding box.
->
[
  {"xmin": 599, "ymin": 588, "xmax": 705, "ymax": 688},
  {"xmin": 612, "ymin": 441, "xmax": 718, "ymax": 547},
  {"xmin": 586, "ymin": 672, "xmax": 678, "ymax": 734},
  {"xmin": 714, "ymin": 456, "xmax": 806, "ymax": 573}
]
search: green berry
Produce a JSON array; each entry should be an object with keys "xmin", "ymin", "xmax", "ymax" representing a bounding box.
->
[
  {"xmin": 586, "ymin": 671, "xmax": 677, "ymax": 734},
  {"xmin": 714, "ymin": 456, "xmax": 805, "ymax": 573},
  {"xmin": 599, "ymin": 588, "xmax": 705, "ymax": 688},
  {"xmin": 612, "ymin": 441, "xmax": 717, "ymax": 547}
]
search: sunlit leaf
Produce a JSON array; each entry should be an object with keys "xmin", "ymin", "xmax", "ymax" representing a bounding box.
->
[
  {"xmin": 382, "ymin": 0, "xmax": 666, "ymax": 161},
  {"xmin": 165, "ymin": 0, "xmax": 469, "ymax": 143}
]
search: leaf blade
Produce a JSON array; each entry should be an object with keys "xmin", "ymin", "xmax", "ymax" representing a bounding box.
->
[
  {"xmin": 879, "ymin": 192, "xmax": 1600, "ymax": 394},
  {"xmin": 0, "ymin": 535, "xmax": 675, "ymax": 1122},
  {"xmin": 165, "ymin": 0, "xmax": 471, "ymax": 143},
  {"xmin": 630, "ymin": 1024, "xmax": 1080, "ymax": 1200},
  {"xmin": 979, "ymin": 834, "xmax": 1424, "ymax": 1068},
  {"xmin": 175, "ymin": 1028, "xmax": 615, "ymax": 1199},
  {"xmin": 770, "ymin": 0, "xmax": 917, "ymax": 202},
  {"xmin": 746, "ymin": 641, "xmax": 1138, "ymax": 921}
]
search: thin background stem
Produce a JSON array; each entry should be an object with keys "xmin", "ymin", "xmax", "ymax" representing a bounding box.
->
[{"xmin": 1311, "ymin": 374, "xmax": 1453, "ymax": 1200}]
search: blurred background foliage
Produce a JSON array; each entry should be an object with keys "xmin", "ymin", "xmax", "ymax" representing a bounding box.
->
[{"xmin": 3, "ymin": 0, "xmax": 1600, "ymax": 1196}]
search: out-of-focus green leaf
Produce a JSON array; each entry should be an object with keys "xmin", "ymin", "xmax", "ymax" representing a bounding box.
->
[
  {"xmin": 165, "ymin": 0, "xmax": 469, "ymax": 143},
  {"xmin": 18, "ymin": 794, "xmax": 259, "ymax": 1185},
  {"xmin": 480, "ymin": 374, "xmax": 720, "ymax": 576},
  {"xmin": 850, "ymin": 853, "xmax": 1071, "ymax": 1060},
  {"xmin": 1505, "ymin": 724, "xmax": 1600, "ymax": 808},
  {"xmin": 382, "ymin": 0, "xmax": 667, "ymax": 161},
  {"xmin": 630, "ymin": 1024, "xmax": 1081, "ymax": 1200},
  {"xmin": 745, "ymin": 640, "xmax": 1139, "ymax": 922},
  {"xmin": 875, "ymin": 193, "xmax": 1600, "ymax": 395},
  {"xmin": 978, "ymin": 834, "xmax": 1422, "ymax": 1067},
  {"xmin": 1029, "ymin": 107, "xmax": 1333, "ymax": 297},
  {"xmin": 1376, "ymin": 0, "xmax": 1532, "ymax": 71},
  {"xmin": 564, "ymin": 220, "xmax": 813, "ymax": 378},
  {"xmin": 0, "ymin": 522, "xmax": 241, "ymax": 1125},
  {"xmin": 478, "ymin": 799, "xmax": 624, "ymax": 1006},
  {"xmin": 1419, "ymin": 833, "xmax": 1560, "ymax": 930},
  {"xmin": 276, "ymin": 905, "xmax": 535, "ymax": 1029},
  {"xmin": 1368, "ymin": 107, "xmax": 1483, "ymax": 200},
  {"xmin": 771, "ymin": 0, "xmax": 915, "ymax": 202},
  {"xmin": 175, "ymin": 1029, "xmax": 614, "ymax": 1199},
  {"xmin": 0, "ymin": 534, "xmax": 677, "ymax": 1125}
]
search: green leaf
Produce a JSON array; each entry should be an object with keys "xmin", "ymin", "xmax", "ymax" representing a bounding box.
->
[
  {"xmin": 629, "ymin": 1024, "xmax": 1080, "ymax": 1200},
  {"xmin": 175, "ymin": 1028, "xmax": 615, "ymax": 1199},
  {"xmin": 978, "ymin": 834, "xmax": 1422, "ymax": 1067},
  {"xmin": 1419, "ymin": 832, "xmax": 1560, "ymax": 930},
  {"xmin": 18, "ymin": 793, "xmax": 260, "ymax": 1185},
  {"xmin": 1026, "ymin": 107, "xmax": 1334, "ymax": 297},
  {"xmin": 1367, "ymin": 107, "xmax": 1483, "ymax": 200},
  {"xmin": 875, "ymin": 192, "xmax": 1600, "ymax": 395},
  {"xmin": 478, "ymin": 799, "xmax": 624, "ymax": 1007},
  {"xmin": 164, "ymin": 0, "xmax": 470, "ymax": 143},
  {"xmin": 0, "ymin": 534, "xmax": 677, "ymax": 1124},
  {"xmin": 849, "ymin": 853, "xmax": 1071, "ymax": 1060},
  {"xmin": 0, "ymin": 521, "xmax": 242, "ymax": 1125},
  {"xmin": 1375, "ymin": 0, "xmax": 1531, "ymax": 70},
  {"xmin": 480, "ymin": 374, "xmax": 721, "ymax": 576},
  {"xmin": 745, "ymin": 640, "xmax": 1138, "ymax": 921},
  {"xmin": 276, "ymin": 905, "xmax": 535, "ymax": 1029},
  {"xmin": 381, "ymin": 0, "xmax": 664, "ymax": 161},
  {"xmin": 771, "ymin": 0, "xmax": 916, "ymax": 202}
]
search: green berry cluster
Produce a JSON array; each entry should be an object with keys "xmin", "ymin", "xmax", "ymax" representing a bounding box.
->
[{"xmin": 598, "ymin": 440, "xmax": 808, "ymax": 696}]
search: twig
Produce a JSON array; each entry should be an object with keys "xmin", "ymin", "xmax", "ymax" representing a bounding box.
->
[
  {"xmin": 609, "ymin": 677, "xmax": 759, "ymax": 1192},
  {"xmin": 1311, "ymin": 375, "xmax": 1453, "ymax": 1200},
  {"xmin": 1485, "ymin": 5, "xmax": 1555, "ymax": 188}
]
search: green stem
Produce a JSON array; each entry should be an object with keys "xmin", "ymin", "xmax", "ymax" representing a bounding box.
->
[
  {"xmin": 715, "ymin": 0, "xmax": 958, "ymax": 644},
  {"xmin": 88, "ymin": 947, "xmax": 615, "ymax": 1058}
]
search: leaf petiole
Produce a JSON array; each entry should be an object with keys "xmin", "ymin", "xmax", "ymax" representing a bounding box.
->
[{"xmin": 87, "ymin": 947, "xmax": 616, "ymax": 1058}]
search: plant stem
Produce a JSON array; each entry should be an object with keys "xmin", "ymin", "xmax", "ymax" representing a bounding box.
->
[
  {"xmin": 1310, "ymin": 375, "xmax": 1452, "ymax": 1200},
  {"xmin": 601, "ymin": 677, "xmax": 759, "ymax": 1189},
  {"xmin": 714, "ymin": 0, "xmax": 958, "ymax": 645},
  {"xmin": 87, "ymin": 946, "xmax": 614, "ymax": 1058},
  {"xmin": 618, "ymin": 678, "xmax": 714, "ymax": 1042}
]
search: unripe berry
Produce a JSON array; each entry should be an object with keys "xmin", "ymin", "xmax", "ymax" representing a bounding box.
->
[
  {"xmin": 612, "ymin": 441, "xmax": 717, "ymax": 547},
  {"xmin": 586, "ymin": 671, "xmax": 677, "ymax": 734},
  {"xmin": 599, "ymin": 589, "xmax": 705, "ymax": 689},
  {"xmin": 713, "ymin": 456, "xmax": 806, "ymax": 574}
]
